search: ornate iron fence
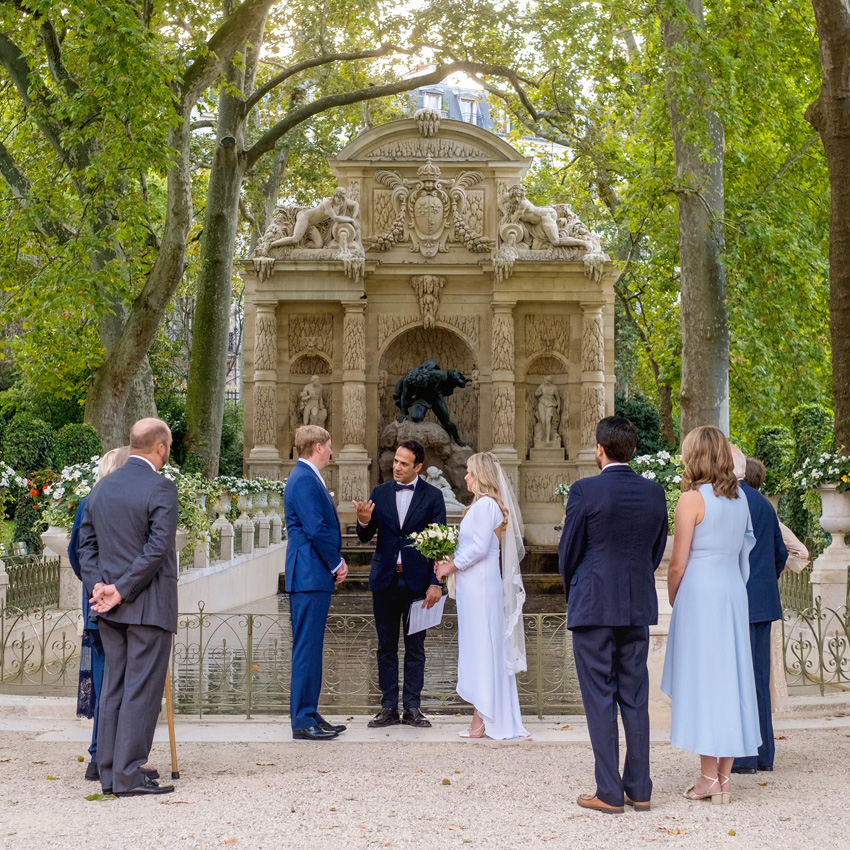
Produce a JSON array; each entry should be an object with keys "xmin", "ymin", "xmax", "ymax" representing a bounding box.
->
[
  {"xmin": 779, "ymin": 564, "xmax": 814, "ymax": 614},
  {"xmin": 171, "ymin": 607, "xmax": 581, "ymax": 718},
  {"xmin": 783, "ymin": 599, "xmax": 850, "ymax": 695},
  {"xmin": 3, "ymin": 555, "xmax": 60, "ymax": 611},
  {"xmin": 0, "ymin": 602, "xmax": 81, "ymax": 690}
]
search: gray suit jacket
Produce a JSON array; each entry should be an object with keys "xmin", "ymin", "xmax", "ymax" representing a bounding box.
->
[{"xmin": 78, "ymin": 456, "xmax": 179, "ymax": 633}]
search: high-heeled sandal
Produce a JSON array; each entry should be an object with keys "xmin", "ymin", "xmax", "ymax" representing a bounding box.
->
[
  {"xmin": 458, "ymin": 721, "xmax": 486, "ymax": 738},
  {"xmin": 717, "ymin": 772, "xmax": 731, "ymax": 804},
  {"xmin": 683, "ymin": 774, "xmax": 722, "ymax": 804}
]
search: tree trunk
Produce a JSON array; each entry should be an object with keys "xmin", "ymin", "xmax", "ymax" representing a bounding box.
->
[
  {"xmin": 658, "ymin": 382, "xmax": 676, "ymax": 446},
  {"xmin": 661, "ymin": 0, "xmax": 729, "ymax": 437},
  {"xmin": 806, "ymin": 0, "xmax": 850, "ymax": 455},
  {"xmin": 184, "ymin": 15, "xmax": 260, "ymax": 476}
]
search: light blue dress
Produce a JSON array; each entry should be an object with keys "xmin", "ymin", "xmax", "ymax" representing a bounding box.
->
[{"xmin": 661, "ymin": 483, "xmax": 761, "ymax": 757}]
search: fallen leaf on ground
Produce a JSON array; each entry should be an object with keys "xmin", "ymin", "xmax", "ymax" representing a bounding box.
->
[
  {"xmin": 46, "ymin": 775, "xmax": 57, "ymax": 780},
  {"xmin": 0, "ymin": 758, "xmax": 18, "ymax": 763},
  {"xmin": 454, "ymin": 770, "xmax": 462, "ymax": 774},
  {"xmin": 77, "ymin": 756, "xmax": 85, "ymax": 763},
  {"xmin": 728, "ymin": 829, "xmax": 736, "ymax": 836},
  {"xmin": 774, "ymin": 735, "xmax": 786, "ymax": 740},
  {"xmin": 448, "ymin": 825, "xmax": 465, "ymax": 831},
  {"xmin": 256, "ymin": 762, "xmax": 274, "ymax": 766},
  {"xmin": 657, "ymin": 827, "xmax": 687, "ymax": 835},
  {"xmin": 441, "ymin": 778, "xmax": 451, "ymax": 786},
  {"xmin": 160, "ymin": 800, "xmax": 194, "ymax": 805},
  {"xmin": 758, "ymin": 782, "xmax": 768, "ymax": 786},
  {"xmin": 330, "ymin": 807, "xmax": 337, "ymax": 812},
  {"xmin": 415, "ymin": 769, "xmax": 423, "ymax": 774},
  {"xmin": 778, "ymin": 817, "xmax": 790, "ymax": 822},
  {"xmin": 32, "ymin": 761, "xmax": 47, "ymax": 765},
  {"xmin": 224, "ymin": 839, "xmax": 238, "ymax": 846},
  {"xmin": 561, "ymin": 725, "xmax": 571, "ymax": 730},
  {"xmin": 84, "ymin": 794, "xmax": 115, "ymax": 802}
]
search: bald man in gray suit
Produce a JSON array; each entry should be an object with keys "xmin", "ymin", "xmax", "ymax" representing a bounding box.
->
[{"xmin": 79, "ymin": 418, "xmax": 178, "ymax": 797}]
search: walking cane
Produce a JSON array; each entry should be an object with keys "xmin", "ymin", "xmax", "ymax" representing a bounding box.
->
[{"xmin": 164, "ymin": 664, "xmax": 180, "ymax": 779}]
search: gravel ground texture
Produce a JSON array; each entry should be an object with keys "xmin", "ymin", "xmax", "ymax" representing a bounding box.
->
[{"xmin": 1, "ymin": 710, "xmax": 848, "ymax": 850}]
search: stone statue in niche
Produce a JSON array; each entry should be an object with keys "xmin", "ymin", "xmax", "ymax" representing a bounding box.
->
[
  {"xmin": 369, "ymin": 158, "xmax": 492, "ymax": 256},
  {"xmin": 251, "ymin": 187, "xmax": 365, "ymax": 282},
  {"xmin": 393, "ymin": 359, "xmax": 471, "ymax": 446},
  {"xmin": 423, "ymin": 466, "xmax": 466, "ymax": 513},
  {"xmin": 298, "ymin": 375, "xmax": 328, "ymax": 427},
  {"xmin": 533, "ymin": 376, "xmax": 562, "ymax": 447}
]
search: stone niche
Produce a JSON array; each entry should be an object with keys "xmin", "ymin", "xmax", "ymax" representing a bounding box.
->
[{"xmin": 241, "ymin": 112, "xmax": 618, "ymax": 543}]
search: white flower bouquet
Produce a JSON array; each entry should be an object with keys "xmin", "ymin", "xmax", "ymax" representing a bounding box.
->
[
  {"xmin": 408, "ymin": 523, "xmax": 460, "ymax": 562},
  {"xmin": 41, "ymin": 459, "xmax": 101, "ymax": 530}
]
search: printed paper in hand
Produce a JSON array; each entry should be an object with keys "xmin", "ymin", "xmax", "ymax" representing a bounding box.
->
[{"xmin": 407, "ymin": 593, "xmax": 447, "ymax": 635}]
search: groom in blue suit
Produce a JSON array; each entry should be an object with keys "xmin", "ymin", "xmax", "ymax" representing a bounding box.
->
[
  {"xmin": 559, "ymin": 417, "xmax": 668, "ymax": 813},
  {"xmin": 284, "ymin": 425, "xmax": 348, "ymax": 740}
]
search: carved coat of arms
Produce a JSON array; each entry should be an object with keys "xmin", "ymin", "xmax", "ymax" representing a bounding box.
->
[{"xmin": 369, "ymin": 158, "xmax": 492, "ymax": 256}]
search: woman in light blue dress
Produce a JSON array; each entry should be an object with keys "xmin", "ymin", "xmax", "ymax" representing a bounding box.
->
[{"xmin": 662, "ymin": 426, "xmax": 760, "ymax": 805}]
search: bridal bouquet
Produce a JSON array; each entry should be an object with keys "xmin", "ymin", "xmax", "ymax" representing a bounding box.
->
[{"xmin": 408, "ymin": 523, "xmax": 459, "ymax": 562}]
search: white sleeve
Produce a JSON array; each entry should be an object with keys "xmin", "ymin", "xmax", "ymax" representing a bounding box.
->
[{"xmin": 454, "ymin": 498, "xmax": 501, "ymax": 571}]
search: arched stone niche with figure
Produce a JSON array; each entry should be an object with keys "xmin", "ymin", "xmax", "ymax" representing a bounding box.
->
[{"xmin": 240, "ymin": 113, "xmax": 618, "ymax": 542}]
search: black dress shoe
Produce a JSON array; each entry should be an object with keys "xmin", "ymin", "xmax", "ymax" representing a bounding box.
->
[
  {"xmin": 316, "ymin": 717, "xmax": 347, "ymax": 734},
  {"xmin": 368, "ymin": 708, "xmax": 400, "ymax": 728},
  {"xmin": 114, "ymin": 776, "xmax": 174, "ymax": 797},
  {"xmin": 88, "ymin": 764, "xmax": 158, "ymax": 782},
  {"xmin": 730, "ymin": 766, "xmax": 757, "ymax": 775},
  {"xmin": 402, "ymin": 708, "xmax": 432, "ymax": 728},
  {"xmin": 757, "ymin": 765, "xmax": 774, "ymax": 772},
  {"xmin": 292, "ymin": 724, "xmax": 339, "ymax": 741}
]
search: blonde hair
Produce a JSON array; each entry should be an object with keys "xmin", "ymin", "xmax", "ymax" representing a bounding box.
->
[
  {"xmin": 97, "ymin": 445, "xmax": 131, "ymax": 480},
  {"xmin": 681, "ymin": 426, "xmax": 740, "ymax": 500},
  {"xmin": 465, "ymin": 451, "xmax": 509, "ymax": 531},
  {"xmin": 295, "ymin": 425, "xmax": 330, "ymax": 458}
]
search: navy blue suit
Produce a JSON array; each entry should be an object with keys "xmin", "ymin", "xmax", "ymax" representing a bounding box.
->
[
  {"xmin": 357, "ymin": 478, "xmax": 446, "ymax": 709},
  {"xmin": 283, "ymin": 460, "xmax": 343, "ymax": 731},
  {"xmin": 734, "ymin": 482, "xmax": 788, "ymax": 771},
  {"xmin": 559, "ymin": 464, "xmax": 668, "ymax": 807},
  {"xmin": 68, "ymin": 497, "xmax": 105, "ymax": 761}
]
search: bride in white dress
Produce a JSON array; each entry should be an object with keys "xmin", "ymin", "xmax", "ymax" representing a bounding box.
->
[{"xmin": 435, "ymin": 452, "xmax": 529, "ymax": 740}]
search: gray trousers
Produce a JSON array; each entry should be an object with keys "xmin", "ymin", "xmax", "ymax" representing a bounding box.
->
[{"xmin": 97, "ymin": 619, "xmax": 172, "ymax": 793}]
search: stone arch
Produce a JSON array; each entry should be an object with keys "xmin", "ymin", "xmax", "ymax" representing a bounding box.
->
[
  {"xmin": 378, "ymin": 326, "xmax": 478, "ymax": 451},
  {"xmin": 290, "ymin": 353, "xmax": 332, "ymax": 375}
]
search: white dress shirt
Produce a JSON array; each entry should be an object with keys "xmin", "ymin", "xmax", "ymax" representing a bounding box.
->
[
  {"xmin": 601, "ymin": 462, "xmax": 631, "ymax": 472},
  {"xmin": 395, "ymin": 478, "xmax": 417, "ymax": 564}
]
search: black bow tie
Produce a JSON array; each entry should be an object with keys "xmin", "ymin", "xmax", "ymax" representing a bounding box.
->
[{"xmin": 394, "ymin": 482, "xmax": 415, "ymax": 492}]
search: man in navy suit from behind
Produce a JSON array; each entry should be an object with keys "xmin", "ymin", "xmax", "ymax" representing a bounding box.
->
[
  {"xmin": 284, "ymin": 425, "xmax": 349, "ymax": 741},
  {"xmin": 730, "ymin": 447, "xmax": 788, "ymax": 774},
  {"xmin": 353, "ymin": 440, "xmax": 446, "ymax": 728},
  {"xmin": 559, "ymin": 416, "xmax": 668, "ymax": 814}
]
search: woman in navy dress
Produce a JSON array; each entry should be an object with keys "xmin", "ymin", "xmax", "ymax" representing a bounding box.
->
[{"xmin": 662, "ymin": 426, "xmax": 760, "ymax": 804}]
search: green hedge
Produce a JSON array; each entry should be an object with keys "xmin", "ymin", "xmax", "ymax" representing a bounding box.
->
[
  {"xmin": 1, "ymin": 414, "xmax": 54, "ymax": 473},
  {"xmin": 54, "ymin": 423, "xmax": 103, "ymax": 469},
  {"xmin": 12, "ymin": 485, "xmax": 46, "ymax": 555},
  {"xmin": 615, "ymin": 392, "xmax": 665, "ymax": 455},
  {"xmin": 754, "ymin": 425, "xmax": 794, "ymax": 496}
]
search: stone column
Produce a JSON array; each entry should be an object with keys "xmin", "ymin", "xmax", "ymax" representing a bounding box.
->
[
  {"xmin": 578, "ymin": 303, "xmax": 606, "ymax": 473},
  {"xmin": 248, "ymin": 302, "xmax": 283, "ymax": 478},
  {"xmin": 337, "ymin": 301, "xmax": 371, "ymax": 513},
  {"xmin": 490, "ymin": 301, "xmax": 520, "ymax": 488}
]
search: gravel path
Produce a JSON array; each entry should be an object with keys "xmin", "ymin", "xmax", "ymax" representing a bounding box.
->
[{"xmin": 1, "ymin": 714, "xmax": 848, "ymax": 850}]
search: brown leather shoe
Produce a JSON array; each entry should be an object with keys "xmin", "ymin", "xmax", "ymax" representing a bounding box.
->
[
  {"xmin": 577, "ymin": 794, "xmax": 624, "ymax": 814},
  {"xmin": 624, "ymin": 795, "xmax": 651, "ymax": 811}
]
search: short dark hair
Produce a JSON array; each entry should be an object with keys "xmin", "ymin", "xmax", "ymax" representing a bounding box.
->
[
  {"xmin": 744, "ymin": 457, "xmax": 767, "ymax": 490},
  {"xmin": 397, "ymin": 439, "xmax": 425, "ymax": 467},
  {"xmin": 596, "ymin": 416, "xmax": 637, "ymax": 463}
]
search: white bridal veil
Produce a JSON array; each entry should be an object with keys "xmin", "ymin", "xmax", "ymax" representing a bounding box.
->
[{"xmin": 495, "ymin": 463, "xmax": 527, "ymax": 675}]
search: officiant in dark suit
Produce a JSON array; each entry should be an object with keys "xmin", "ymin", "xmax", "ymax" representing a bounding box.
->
[
  {"xmin": 559, "ymin": 416, "xmax": 668, "ymax": 814},
  {"xmin": 353, "ymin": 440, "xmax": 446, "ymax": 728}
]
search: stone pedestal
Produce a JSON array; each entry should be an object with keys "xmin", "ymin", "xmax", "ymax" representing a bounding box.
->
[
  {"xmin": 40, "ymin": 526, "xmax": 76, "ymax": 610},
  {"xmin": 529, "ymin": 446, "xmax": 565, "ymax": 462},
  {"xmin": 810, "ymin": 485, "xmax": 850, "ymax": 613}
]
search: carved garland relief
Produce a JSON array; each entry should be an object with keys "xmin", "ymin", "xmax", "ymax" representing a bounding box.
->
[
  {"xmin": 254, "ymin": 312, "xmax": 277, "ymax": 372},
  {"xmin": 365, "ymin": 139, "xmax": 489, "ymax": 160},
  {"xmin": 582, "ymin": 311, "xmax": 605, "ymax": 373},
  {"xmin": 342, "ymin": 310, "xmax": 366, "ymax": 372},
  {"xmin": 524, "ymin": 470, "xmax": 564, "ymax": 503},
  {"xmin": 492, "ymin": 313, "xmax": 515, "ymax": 372},
  {"xmin": 492, "ymin": 386, "xmax": 516, "ymax": 446},
  {"xmin": 581, "ymin": 385, "xmax": 605, "ymax": 447},
  {"xmin": 410, "ymin": 275, "xmax": 445, "ymax": 330},
  {"xmin": 342, "ymin": 384, "xmax": 367, "ymax": 446},
  {"xmin": 253, "ymin": 385, "xmax": 277, "ymax": 446},
  {"xmin": 526, "ymin": 315, "xmax": 569, "ymax": 358}
]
